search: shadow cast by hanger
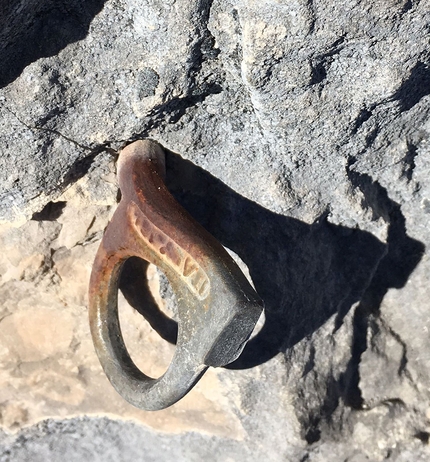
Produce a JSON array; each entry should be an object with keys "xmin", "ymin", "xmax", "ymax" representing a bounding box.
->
[
  {"xmin": 120, "ymin": 257, "xmax": 178, "ymax": 345},
  {"xmin": 119, "ymin": 148, "xmax": 424, "ymax": 371},
  {"xmin": 0, "ymin": 0, "xmax": 106, "ymax": 88}
]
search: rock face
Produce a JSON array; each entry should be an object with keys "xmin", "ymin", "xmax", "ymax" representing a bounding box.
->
[{"xmin": 0, "ymin": 0, "xmax": 430, "ymax": 460}]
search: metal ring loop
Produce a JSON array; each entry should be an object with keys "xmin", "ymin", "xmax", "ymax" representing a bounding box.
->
[{"xmin": 89, "ymin": 140, "xmax": 263, "ymax": 410}]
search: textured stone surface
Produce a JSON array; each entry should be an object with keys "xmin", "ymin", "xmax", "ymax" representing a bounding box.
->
[{"xmin": 1, "ymin": 0, "xmax": 430, "ymax": 460}]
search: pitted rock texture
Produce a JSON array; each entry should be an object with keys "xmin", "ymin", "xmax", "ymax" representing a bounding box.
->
[{"xmin": 1, "ymin": 0, "xmax": 430, "ymax": 461}]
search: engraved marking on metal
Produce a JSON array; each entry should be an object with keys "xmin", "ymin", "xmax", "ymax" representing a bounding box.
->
[{"xmin": 129, "ymin": 201, "xmax": 210, "ymax": 300}]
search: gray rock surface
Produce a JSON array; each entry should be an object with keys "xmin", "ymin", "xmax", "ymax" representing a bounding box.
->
[{"xmin": 1, "ymin": 0, "xmax": 430, "ymax": 460}]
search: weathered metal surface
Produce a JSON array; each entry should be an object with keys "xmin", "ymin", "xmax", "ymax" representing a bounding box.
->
[{"xmin": 88, "ymin": 140, "xmax": 264, "ymax": 411}]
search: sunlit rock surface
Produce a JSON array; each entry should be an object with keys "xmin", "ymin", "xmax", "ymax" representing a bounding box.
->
[{"xmin": 0, "ymin": 0, "xmax": 429, "ymax": 460}]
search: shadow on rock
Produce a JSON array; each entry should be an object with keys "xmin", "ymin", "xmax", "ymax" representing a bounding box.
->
[
  {"xmin": 340, "ymin": 170, "xmax": 426, "ymax": 408},
  {"xmin": 120, "ymin": 257, "xmax": 178, "ymax": 345},
  {"xmin": 119, "ymin": 149, "xmax": 424, "ymax": 371},
  {"xmin": 0, "ymin": 0, "xmax": 106, "ymax": 88}
]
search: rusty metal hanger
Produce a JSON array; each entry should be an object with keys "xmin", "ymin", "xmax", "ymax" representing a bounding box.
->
[{"xmin": 89, "ymin": 140, "xmax": 263, "ymax": 410}]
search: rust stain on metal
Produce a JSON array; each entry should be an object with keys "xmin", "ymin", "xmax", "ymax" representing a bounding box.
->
[{"xmin": 129, "ymin": 201, "xmax": 210, "ymax": 300}]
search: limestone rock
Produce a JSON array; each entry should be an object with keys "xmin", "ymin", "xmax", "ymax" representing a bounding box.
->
[{"xmin": 0, "ymin": 0, "xmax": 430, "ymax": 460}]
